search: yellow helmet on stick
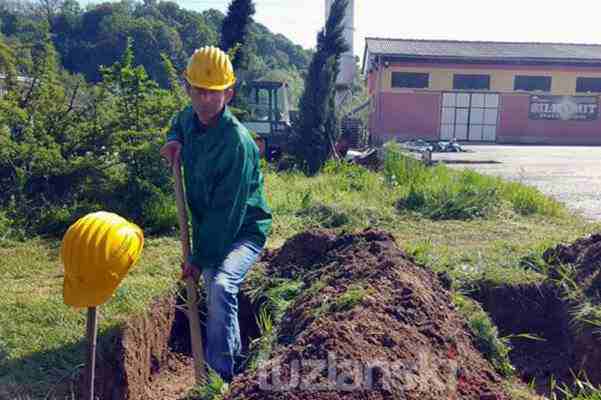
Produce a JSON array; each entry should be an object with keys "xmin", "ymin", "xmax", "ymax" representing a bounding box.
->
[
  {"xmin": 183, "ymin": 46, "xmax": 236, "ymax": 91},
  {"xmin": 60, "ymin": 211, "xmax": 144, "ymax": 308}
]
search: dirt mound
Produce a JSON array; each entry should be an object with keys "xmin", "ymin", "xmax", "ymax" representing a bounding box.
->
[
  {"xmin": 228, "ymin": 229, "xmax": 507, "ymax": 399},
  {"xmin": 543, "ymin": 233, "xmax": 601, "ymax": 300}
]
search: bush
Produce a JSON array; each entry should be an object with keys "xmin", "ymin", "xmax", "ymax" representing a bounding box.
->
[
  {"xmin": 140, "ymin": 192, "xmax": 178, "ymax": 234},
  {"xmin": 0, "ymin": 40, "xmax": 180, "ymax": 238},
  {"xmin": 322, "ymin": 159, "xmax": 371, "ymax": 191}
]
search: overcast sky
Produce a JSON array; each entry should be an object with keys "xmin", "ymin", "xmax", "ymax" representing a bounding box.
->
[{"xmin": 79, "ymin": 0, "xmax": 601, "ymax": 57}]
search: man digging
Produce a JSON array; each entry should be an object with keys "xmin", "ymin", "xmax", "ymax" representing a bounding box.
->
[{"xmin": 160, "ymin": 46, "xmax": 272, "ymax": 382}]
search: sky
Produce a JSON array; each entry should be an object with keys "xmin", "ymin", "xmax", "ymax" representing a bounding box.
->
[{"xmin": 79, "ymin": 0, "xmax": 601, "ymax": 58}]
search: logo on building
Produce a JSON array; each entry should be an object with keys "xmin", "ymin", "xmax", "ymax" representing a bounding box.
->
[{"xmin": 529, "ymin": 95, "xmax": 599, "ymax": 121}]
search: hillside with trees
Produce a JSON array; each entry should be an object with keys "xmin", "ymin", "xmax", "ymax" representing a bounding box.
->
[
  {"xmin": 0, "ymin": 0, "xmax": 369, "ymax": 238},
  {"xmin": 0, "ymin": 0, "xmax": 311, "ymax": 104}
]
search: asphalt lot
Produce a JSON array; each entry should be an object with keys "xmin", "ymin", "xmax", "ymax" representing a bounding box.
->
[{"xmin": 434, "ymin": 145, "xmax": 601, "ymax": 221}]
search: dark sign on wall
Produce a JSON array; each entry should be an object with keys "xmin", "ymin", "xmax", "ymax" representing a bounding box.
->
[
  {"xmin": 529, "ymin": 96, "xmax": 599, "ymax": 121},
  {"xmin": 529, "ymin": 95, "xmax": 599, "ymax": 121}
]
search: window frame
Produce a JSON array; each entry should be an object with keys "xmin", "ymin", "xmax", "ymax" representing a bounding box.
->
[
  {"xmin": 514, "ymin": 75, "xmax": 552, "ymax": 92},
  {"xmin": 576, "ymin": 77, "xmax": 601, "ymax": 93},
  {"xmin": 391, "ymin": 72, "xmax": 430, "ymax": 89},
  {"xmin": 453, "ymin": 74, "xmax": 491, "ymax": 90}
]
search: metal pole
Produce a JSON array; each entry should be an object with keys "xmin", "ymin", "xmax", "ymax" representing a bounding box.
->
[
  {"xmin": 172, "ymin": 161, "xmax": 207, "ymax": 384},
  {"xmin": 86, "ymin": 307, "xmax": 98, "ymax": 400}
]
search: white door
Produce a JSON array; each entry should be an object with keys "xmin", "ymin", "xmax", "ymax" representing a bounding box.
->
[
  {"xmin": 440, "ymin": 92, "xmax": 499, "ymax": 142},
  {"xmin": 440, "ymin": 93, "xmax": 456, "ymax": 140}
]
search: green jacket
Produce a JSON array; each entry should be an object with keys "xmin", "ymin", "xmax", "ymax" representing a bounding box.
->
[{"xmin": 166, "ymin": 105, "xmax": 272, "ymax": 268}]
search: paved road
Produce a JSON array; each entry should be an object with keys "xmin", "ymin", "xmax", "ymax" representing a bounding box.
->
[{"xmin": 434, "ymin": 145, "xmax": 601, "ymax": 221}]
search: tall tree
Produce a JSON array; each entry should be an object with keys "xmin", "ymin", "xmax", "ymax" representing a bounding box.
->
[
  {"xmin": 29, "ymin": 0, "xmax": 64, "ymax": 29},
  {"xmin": 294, "ymin": 0, "xmax": 348, "ymax": 175},
  {"xmin": 219, "ymin": 0, "xmax": 254, "ymax": 72}
]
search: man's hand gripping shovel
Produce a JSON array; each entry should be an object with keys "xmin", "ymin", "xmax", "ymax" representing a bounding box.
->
[{"xmin": 166, "ymin": 152, "xmax": 208, "ymax": 384}]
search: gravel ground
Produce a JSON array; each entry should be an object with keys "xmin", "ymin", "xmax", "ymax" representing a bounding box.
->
[{"xmin": 434, "ymin": 145, "xmax": 601, "ymax": 221}]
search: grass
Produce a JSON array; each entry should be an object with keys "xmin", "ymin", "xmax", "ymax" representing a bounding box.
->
[
  {"xmin": 183, "ymin": 369, "xmax": 228, "ymax": 400},
  {"xmin": 329, "ymin": 284, "xmax": 371, "ymax": 313},
  {"xmin": 452, "ymin": 293, "xmax": 515, "ymax": 377},
  {"xmin": 0, "ymin": 236, "xmax": 181, "ymax": 398},
  {"xmin": 2, "ymin": 146, "xmax": 601, "ymax": 398},
  {"xmin": 384, "ymin": 143, "xmax": 566, "ymax": 220}
]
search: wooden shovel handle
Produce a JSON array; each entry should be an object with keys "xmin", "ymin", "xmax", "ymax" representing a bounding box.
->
[{"xmin": 171, "ymin": 160, "xmax": 207, "ymax": 383}]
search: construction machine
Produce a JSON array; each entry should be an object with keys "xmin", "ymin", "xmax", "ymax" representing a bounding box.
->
[{"xmin": 242, "ymin": 80, "xmax": 293, "ymax": 159}]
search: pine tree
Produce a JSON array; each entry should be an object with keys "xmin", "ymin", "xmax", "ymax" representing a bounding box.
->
[
  {"xmin": 220, "ymin": 0, "xmax": 255, "ymax": 72},
  {"xmin": 295, "ymin": 0, "xmax": 349, "ymax": 175}
]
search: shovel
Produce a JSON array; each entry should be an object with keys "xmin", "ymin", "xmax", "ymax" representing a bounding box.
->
[{"xmin": 170, "ymin": 158, "xmax": 208, "ymax": 384}]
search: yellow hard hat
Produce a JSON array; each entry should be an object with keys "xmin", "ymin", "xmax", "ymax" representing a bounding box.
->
[
  {"xmin": 60, "ymin": 211, "xmax": 144, "ymax": 308},
  {"xmin": 183, "ymin": 46, "xmax": 236, "ymax": 91}
]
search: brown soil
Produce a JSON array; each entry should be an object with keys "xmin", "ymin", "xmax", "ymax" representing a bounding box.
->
[
  {"xmin": 69, "ymin": 295, "xmax": 179, "ymax": 399},
  {"xmin": 543, "ymin": 233, "xmax": 601, "ymax": 302},
  {"xmin": 65, "ymin": 287, "xmax": 257, "ymax": 399},
  {"xmin": 474, "ymin": 283, "xmax": 574, "ymax": 391},
  {"xmin": 227, "ymin": 229, "xmax": 508, "ymax": 399},
  {"xmin": 474, "ymin": 232, "xmax": 601, "ymax": 393},
  {"xmin": 543, "ymin": 233, "xmax": 601, "ymax": 384}
]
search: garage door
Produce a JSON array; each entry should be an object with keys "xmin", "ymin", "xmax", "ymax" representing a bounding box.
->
[{"xmin": 440, "ymin": 92, "xmax": 499, "ymax": 142}]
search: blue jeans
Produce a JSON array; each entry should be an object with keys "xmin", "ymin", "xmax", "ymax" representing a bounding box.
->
[{"xmin": 201, "ymin": 240, "xmax": 262, "ymax": 381}]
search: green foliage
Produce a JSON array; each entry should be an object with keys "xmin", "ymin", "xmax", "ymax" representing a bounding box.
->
[
  {"xmin": 220, "ymin": 0, "xmax": 255, "ymax": 72},
  {"xmin": 453, "ymin": 293, "xmax": 515, "ymax": 377},
  {"xmin": 242, "ymin": 275, "xmax": 303, "ymax": 371},
  {"xmin": 296, "ymin": 202, "xmax": 351, "ymax": 228},
  {"xmin": 385, "ymin": 143, "xmax": 564, "ymax": 220},
  {"xmin": 294, "ymin": 0, "xmax": 349, "ymax": 175},
  {"xmin": 322, "ymin": 159, "xmax": 371, "ymax": 191},
  {"xmin": 184, "ymin": 368, "xmax": 229, "ymax": 400},
  {"xmin": 499, "ymin": 180, "xmax": 565, "ymax": 217},
  {"xmin": 0, "ymin": 37, "xmax": 180, "ymax": 237},
  {"xmin": 0, "ymin": 1, "xmax": 311, "ymax": 90},
  {"xmin": 518, "ymin": 243, "xmax": 551, "ymax": 275},
  {"xmin": 549, "ymin": 376, "xmax": 601, "ymax": 400},
  {"xmin": 329, "ymin": 284, "xmax": 369, "ymax": 313}
]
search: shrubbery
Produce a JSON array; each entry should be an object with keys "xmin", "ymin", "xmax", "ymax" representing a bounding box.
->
[
  {"xmin": 385, "ymin": 143, "xmax": 564, "ymax": 220},
  {"xmin": 0, "ymin": 38, "xmax": 182, "ymax": 238}
]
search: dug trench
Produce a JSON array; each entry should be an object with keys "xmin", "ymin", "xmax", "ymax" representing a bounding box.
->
[
  {"xmin": 61, "ymin": 281, "xmax": 261, "ymax": 399},
  {"xmin": 61, "ymin": 229, "xmax": 601, "ymax": 399},
  {"xmin": 473, "ymin": 233, "xmax": 601, "ymax": 395}
]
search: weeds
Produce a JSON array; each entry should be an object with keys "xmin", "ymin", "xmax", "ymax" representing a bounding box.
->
[
  {"xmin": 329, "ymin": 284, "xmax": 371, "ymax": 313},
  {"xmin": 550, "ymin": 375, "xmax": 601, "ymax": 400},
  {"xmin": 384, "ymin": 143, "xmax": 564, "ymax": 220},
  {"xmin": 184, "ymin": 369, "xmax": 228, "ymax": 400},
  {"xmin": 242, "ymin": 276, "xmax": 304, "ymax": 372},
  {"xmin": 452, "ymin": 293, "xmax": 515, "ymax": 377}
]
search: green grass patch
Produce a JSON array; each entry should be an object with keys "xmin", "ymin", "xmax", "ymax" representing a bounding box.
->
[
  {"xmin": 2, "ymin": 149, "xmax": 600, "ymax": 398},
  {"xmin": 0, "ymin": 236, "xmax": 181, "ymax": 398},
  {"xmin": 452, "ymin": 293, "xmax": 515, "ymax": 377},
  {"xmin": 183, "ymin": 369, "xmax": 229, "ymax": 400},
  {"xmin": 550, "ymin": 376, "xmax": 601, "ymax": 400},
  {"xmin": 329, "ymin": 284, "xmax": 371, "ymax": 313},
  {"xmin": 384, "ymin": 143, "xmax": 565, "ymax": 220}
]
